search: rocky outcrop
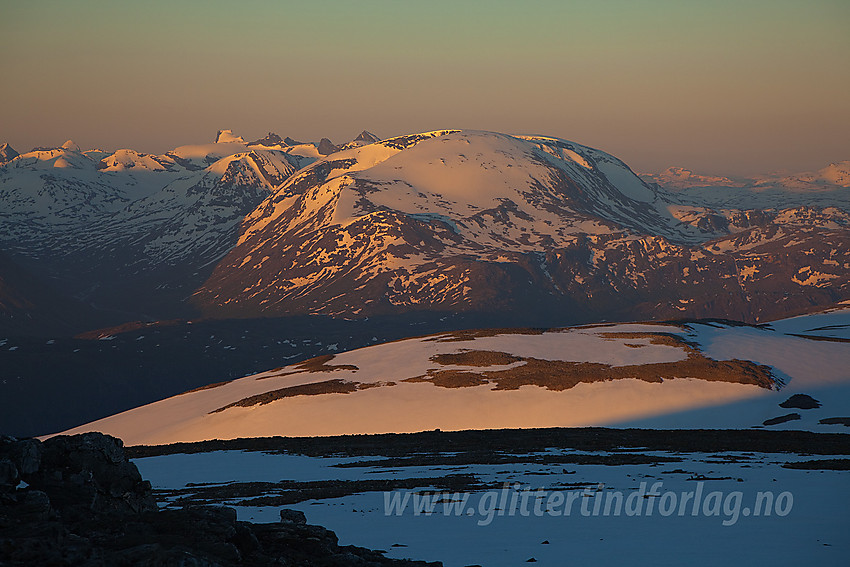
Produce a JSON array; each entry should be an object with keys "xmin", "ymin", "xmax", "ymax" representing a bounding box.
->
[
  {"xmin": 0, "ymin": 143, "xmax": 18, "ymax": 163},
  {"xmin": 317, "ymin": 137, "xmax": 340, "ymax": 155},
  {"xmin": 0, "ymin": 433, "xmax": 440, "ymax": 566},
  {"xmin": 779, "ymin": 394, "xmax": 822, "ymax": 410}
]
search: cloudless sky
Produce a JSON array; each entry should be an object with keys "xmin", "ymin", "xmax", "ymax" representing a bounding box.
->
[{"xmin": 1, "ymin": 0, "xmax": 848, "ymax": 175}]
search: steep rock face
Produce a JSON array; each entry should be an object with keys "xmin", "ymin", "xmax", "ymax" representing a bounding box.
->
[
  {"xmin": 192, "ymin": 130, "xmax": 850, "ymax": 322},
  {"xmin": 0, "ymin": 144, "xmax": 18, "ymax": 163}
]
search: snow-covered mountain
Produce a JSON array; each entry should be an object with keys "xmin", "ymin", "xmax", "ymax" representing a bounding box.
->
[
  {"xmin": 0, "ymin": 132, "xmax": 332, "ymax": 322},
  {"xmin": 0, "ymin": 131, "xmax": 331, "ymax": 247},
  {"xmin": 2, "ymin": 129, "xmax": 848, "ymax": 332},
  {"xmin": 56, "ymin": 308, "xmax": 850, "ymax": 444},
  {"xmin": 191, "ymin": 130, "xmax": 850, "ymax": 323},
  {"xmin": 0, "ymin": 140, "xmax": 171, "ymax": 245},
  {"xmin": 641, "ymin": 161, "xmax": 850, "ymax": 210}
]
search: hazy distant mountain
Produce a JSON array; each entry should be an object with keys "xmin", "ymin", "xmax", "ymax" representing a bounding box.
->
[
  {"xmin": 641, "ymin": 161, "xmax": 850, "ymax": 210},
  {"xmin": 643, "ymin": 161, "xmax": 850, "ymax": 191}
]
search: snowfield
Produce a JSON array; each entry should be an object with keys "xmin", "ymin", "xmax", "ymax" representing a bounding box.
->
[
  {"xmin": 56, "ymin": 310, "xmax": 850, "ymax": 445},
  {"xmin": 131, "ymin": 431, "xmax": 850, "ymax": 567}
]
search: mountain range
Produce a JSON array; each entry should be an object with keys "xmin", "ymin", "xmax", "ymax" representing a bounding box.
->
[
  {"xmin": 1, "ymin": 129, "xmax": 848, "ymax": 336},
  {"xmin": 2, "ymin": 128, "xmax": 849, "ymax": 437}
]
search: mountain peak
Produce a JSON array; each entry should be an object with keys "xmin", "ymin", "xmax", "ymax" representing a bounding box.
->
[
  {"xmin": 61, "ymin": 140, "xmax": 81, "ymax": 152},
  {"xmin": 215, "ymin": 130, "xmax": 245, "ymax": 144},
  {"xmin": 641, "ymin": 166, "xmax": 741, "ymax": 189},
  {"xmin": 817, "ymin": 160, "xmax": 850, "ymax": 187},
  {"xmin": 248, "ymin": 132, "xmax": 284, "ymax": 146},
  {"xmin": 354, "ymin": 130, "xmax": 379, "ymax": 143},
  {"xmin": 317, "ymin": 138, "xmax": 339, "ymax": 155},
  {"xmin": 0, "ymin": 143, "xmax": 19, "ymax": 162}
]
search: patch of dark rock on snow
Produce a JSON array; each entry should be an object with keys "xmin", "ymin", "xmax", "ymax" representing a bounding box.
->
[
  {"xmin": 783, "ymin": 459, "xmax": 850, "ymax": 471},
  {"xmin": 779, "ymin": 394, "xmax": 822, "ymax": 410},
  {"xmin": 317, "ymin": 137, "xmax": 340, "ymax": 155},
  {"xmin": 279, "ymin": 508, "xmax": 307, "ymax": 524},
  {"xmin": 0, "ymin": 433, "xmax": 441, "ymax": 566},
  {"xmin": 819, "ymin": 417, "xmax": 850, "ymax": 427},
  {"xmin": 333, "ymin": 453, "xmax": 680, "ymax": 469},
  {"xmin": 763, "ymin": 413, "xmax": 802, "ymax": 426},
  {"xmin": 159, "ymin": 474, "xmax": 488, "ymax": 508}
]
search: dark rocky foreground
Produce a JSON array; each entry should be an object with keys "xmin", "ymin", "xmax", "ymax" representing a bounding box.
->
[{"xmin": 0, "ymin": 433, "xmax": 440, "ymax": 566}]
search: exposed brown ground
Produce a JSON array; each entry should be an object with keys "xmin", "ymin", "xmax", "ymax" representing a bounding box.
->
[
  {"xmin": 212, "ymin": 331, "xmax": 776, "ymax": 413},
  {"xmin": 430, "ymin": 350, "xmax": 523, "ymax": 366},
  {"xmin": 409, "ymin": 332, "xmax": 776, "ymax": 391},
  {"xmin": 599, "ymin": 331, "xmax": 700, "ymax": 353},
  {"xmin": 405, "ymin": 370, "xmax": 490, "ymax": 388},
  {"xmin": 411, "ymin": 355, "xmax": 775, "ymax": 391},
  {"xmin": 257, "ymin": 354, "xmax": 359, "ymax": 380},
  {"xmin": 180, "ymin": 380, "xmax": 234, "ymax": 395},
  {"xmin": 425, "ymin": 328, "xmax": 546, "ymax": 343},
  {"xmin": 211, "ymin": 379, "xmax": 360, "ymax": 413},
  {"xmin": 180, "ymin": 354, "xmax": 361, "ymax": 396},
  {"xmin": 209, "ymin": 379, "xmax": 399, "ymax": 413},
  {"xmin": 356, "ymin": 380, "xmax": 397, "ymax": 390}
]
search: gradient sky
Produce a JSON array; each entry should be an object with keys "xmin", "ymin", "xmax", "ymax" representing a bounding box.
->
[{"xmin": 1, "ymin": 0, "xmax": 848, "ymax": 175}]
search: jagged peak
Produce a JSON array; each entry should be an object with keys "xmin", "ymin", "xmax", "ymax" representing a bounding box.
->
[
  {"xmin": 248, "ymin": 132, "xmax": 284, "ymax": 147},
  {"xmin": 215, "ymin": 130, "xmax": 245, "ymax": 144},
  {"xmin": 317, "ymin": 138, "xmax": 339, "ymax": 156},
  {"xmin": 0, "ymin": 143, "xmax": 19, "ymax": 162},
  {"xmin": 61, "ymin": 139, "xmax": 81, "ymax": 152},
  {"xmin": 354, "ymin": 130, "xmax": 380, "ymax": 143}
]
